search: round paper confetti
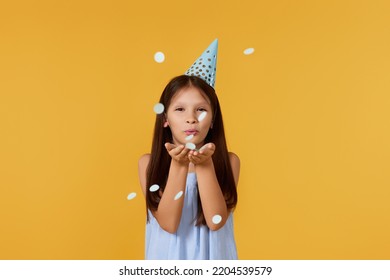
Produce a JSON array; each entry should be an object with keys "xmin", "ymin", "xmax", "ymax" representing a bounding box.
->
[
  {"xmin": 212, "ymin": 214, "xmax": 222, "ymax": 224},
  {"xmin": 174, "ymin": 191, "xmax": 183, "ymax": 200},
  {"xmin": 185, "ymin": 134, "xmax": 194, "ymax": 141},
  {"xmin": 198, "ymin": 111, "xmax": 207, "ymax": 122},
  {"xmin": 154, "ymin": 52, "xmax": 165, "ymax": 63},
  {"xmin": 127, "ymin": 192, "xmax": 137, "ymax": 200},
  {"xmin": 185, "ymin": 142, "xmax": 196, "ymax": 150},
  {"xmin": 149, "ymin": 184, "xmax": 160, "ymax": 192},
  {"xmin": 243, "ymin": 48, "xmax": 255, "ymax": 55},
  {"xmin": 153, "ymin": 103, "xmax": 164, "ymax": 114}
]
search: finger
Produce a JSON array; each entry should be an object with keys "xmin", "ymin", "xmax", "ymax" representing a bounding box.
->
[
  {"xmin": 199, "ymin": 144, "xmax": 207, "ymax": 151},
  {"xmin": 178, "ymin": 146, "xmax": 189, "ymax": 156},
  {"xmin": 188, "ymin": 154, "xmax": 197, "ymax": 164},
  {"xmin": 165, "ymin": 142, "xmax": 176, "ymax": 151},
  {"xmin": 200, "ymin": 143, "xmax": 215, "ymax": 154},
  {"xmin": 166, "ymin": 144, "xmax": 183, "ymax": 157},
  {"xmin": 199, "ymin": 145, "xmax": 209, "ymax": 154},
  {"xmin": 189, "ymin": 151, "xmax": 199, "ymax": 158},
  {"xmin": 199, "ymin": 143, "xmax": 213, "ymax": 152},
  {"xmin": 190, "ymin": 152, "xmax": 203, "ymax": 161},
  {"xmin": 172, "ymin": 144, "xmax": 185, "ymax": 156}
]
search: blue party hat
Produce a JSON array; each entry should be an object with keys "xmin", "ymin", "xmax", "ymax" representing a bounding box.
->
[{"xmin": 184, "ymin": 39, "xmax": 218, "ymax": 88}]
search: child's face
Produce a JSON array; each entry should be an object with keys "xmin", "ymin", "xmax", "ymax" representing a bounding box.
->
[{"xmin": 165, "ymin": 86, "xmax": 213, "ymax": 149}]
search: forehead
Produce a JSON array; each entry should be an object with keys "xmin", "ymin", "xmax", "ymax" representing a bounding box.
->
[{"xmin": 170, "ymin": 86, "xmax": 211, "ymax": 105}]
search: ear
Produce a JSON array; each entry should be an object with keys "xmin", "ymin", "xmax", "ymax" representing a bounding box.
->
[{"xmin": 163, "ymin": 113, "xmax": 168, "ymax": 127}]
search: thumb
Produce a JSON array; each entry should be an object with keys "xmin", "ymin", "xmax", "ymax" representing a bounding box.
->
[{"xmin": 165, "ymin": 142, "xmax": 174, "ymax": 151}]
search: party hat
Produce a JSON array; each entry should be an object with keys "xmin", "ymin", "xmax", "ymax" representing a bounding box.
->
[{"xmin": 184, "ymin": 39, "xmax": 218, "ymax": 88}]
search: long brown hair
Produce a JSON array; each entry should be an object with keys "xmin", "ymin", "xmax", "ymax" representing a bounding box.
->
[{"xmin": 146, "ymin": 75, "xmax": 237, "ymax": 226}]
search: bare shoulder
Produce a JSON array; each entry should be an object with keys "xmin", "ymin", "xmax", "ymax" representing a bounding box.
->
[
  {"xmin": 228, "ymin": 152, "xmax": 240, "ymax": 164},
  {"xmin": 228, "ymin": 152, "xmax": 240, "ymax": 186},
  {"xmin": 138, "ymin": 153, "xmax": 151, "ymax": 195},
  {"xmin": 139, "ymin": 153, "xmax": 151, "ymax": 166}
]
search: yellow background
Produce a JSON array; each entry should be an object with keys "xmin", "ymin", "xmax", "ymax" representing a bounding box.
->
[{"xmin": 1, "ymin": 0, "xmax": 389, "ymax": 259}]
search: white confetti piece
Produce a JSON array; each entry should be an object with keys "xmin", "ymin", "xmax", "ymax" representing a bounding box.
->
[
  {"xmin": 174, "ymin": 191, "xmax": 183, "ymax": 200},
  {"xmin": 154, "ymin": 52, "xmax": 165, "ymax": 63},
  {"xmin": 198, "ymin": 111, "xmax": 207, "ymax": 122},
  {"xmin": 153, "ymin": 103, "xmax": 164, "ymax": 114},
  {"xmin": 185, "ymin": 142, "xmax": 196, "ymax": 150},
  {"xmin": 127, "ymin": 192, "xmax": 137, "ymax": 200},
  {"xmin": 212, "ymin": 214, "xmax": 222, "ymax": 224},
  {"xmin": 243, "ymin": 48, "xmax": 255, "ymax": 55},
  {"xmin": 185, "ymin": 134, "xmax": 194, "ymax": 141},
  {"xmin": 149, "ymin": 184, "xmax": 160, "ymax": 192}
]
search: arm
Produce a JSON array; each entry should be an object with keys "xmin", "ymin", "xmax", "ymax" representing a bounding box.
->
[
  {"xmin": 196, "ymin": 158, "xmax": 228, "ymax": 231},
  {"xmin": 154, "ymin": 157, "xmax": 188, "ymax": 233},
  {"xmin": 138, "ymin": 145, "xmax": 191, "ymax": 234},
  {"xmin": 189, "ymin": 145, "xmax": 240, "ymax": 231}
]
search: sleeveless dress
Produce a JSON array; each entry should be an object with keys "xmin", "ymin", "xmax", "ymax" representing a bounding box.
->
[{"xmin": 145, "ymin": 172, "xmax": 238, "ymax": 260}]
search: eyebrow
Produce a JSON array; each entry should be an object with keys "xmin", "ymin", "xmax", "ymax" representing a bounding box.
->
[{"xmin": 171, "ymin": 102, "xmax": 210, "ymax": 107}]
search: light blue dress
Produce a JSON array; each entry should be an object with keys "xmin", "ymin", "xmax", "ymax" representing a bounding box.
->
[{"xmin": 145, "ymin": 172, "xmax": 238, "ymax": 260}]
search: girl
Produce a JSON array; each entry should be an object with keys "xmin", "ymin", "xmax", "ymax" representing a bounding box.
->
[{"xmin": 138, "ymin": 41, "xmax": 239, "ymax": 260}]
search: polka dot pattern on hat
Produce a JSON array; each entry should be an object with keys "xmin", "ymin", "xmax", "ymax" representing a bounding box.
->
[{"xmin": 184, "ymin": 39, "xmax": 218, "ymax": 88}]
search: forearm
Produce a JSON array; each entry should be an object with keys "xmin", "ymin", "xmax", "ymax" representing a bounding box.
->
[
  {"xmin": 195, "ymin": 159, "xmax": 228, "ymax": 231},
  {"xmin": 155, "ymin": 160, "xmax": 188, "ymax": 233}
]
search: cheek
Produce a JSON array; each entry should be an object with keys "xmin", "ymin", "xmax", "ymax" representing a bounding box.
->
[
  {"xmin": 165, "ymin": 115, "xmax": 177, "ymax": 126},
  {"xmin": 199, "ymin": 123, "xmax": 212, "ymax": 135},
  {"xmin": 200, "ymin": 116, "xmax": 212, "ymax": 127},
  {"xmin": 205, "ymin": 112, "xmax": 213, "ymax": 124}
]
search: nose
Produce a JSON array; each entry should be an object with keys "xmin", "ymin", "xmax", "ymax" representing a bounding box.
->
[
  {"xmin": 186, "ymin": 112, "xmax": 197, "ymax": 124},
  {"xmin": 186, "ymin": 118, "xmax": 197, "ymax": 124}
]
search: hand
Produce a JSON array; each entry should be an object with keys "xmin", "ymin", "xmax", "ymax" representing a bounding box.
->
[
  {"xmin": 188, "ymin": 143, "xmax": 215, "ymax": 165},
  {"xmin": 165, "ymin": 142, "xmax": 190, "ymax": 165}
]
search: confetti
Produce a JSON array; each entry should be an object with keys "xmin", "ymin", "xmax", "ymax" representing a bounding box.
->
[
  {"xmin": 243, "ymin": 48, "xmax": 255, "ymax": 55},
  {"xmin": 198, "ymin": 111, "xmax": 207, "ymax": 122},
  {"xmin": 185, "ymin": 134, "xmax": 194, "ymax": 141},
  {"xmin": 212, "ymin": 214, "xmax": 222, "ymax": 224},
  {"xmin": 153, "ymin": 103, "xmax": 164, "ymax": 114},
  {"xmin": 149, "ymin": 184, "xmax": 160, "ymax": 192},
  {"xmin": 127, "ymin": 192, "xmax": 137, "ymax": 200},
  {"xmin": 174, "ymin": 191, "xmax": 183, "ymax": 200},
  {"xmin": 154, "ymin": 52, "xmax": 165, "ymax": 63},
  {"xmin": 185, "ymin": 142, "xmax": 196, "ymax": 150}
]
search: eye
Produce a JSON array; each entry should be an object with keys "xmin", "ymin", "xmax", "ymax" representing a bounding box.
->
[
  {"xmin": 197, "ymin": 108, "xmax": 207, "ymax": 112},
  {"xmin": 175, "ymin": 107, "xmax": 184, "ymax": 111}
]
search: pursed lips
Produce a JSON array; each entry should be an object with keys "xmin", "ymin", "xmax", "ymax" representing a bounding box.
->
[{"xmin": 185, "ymin": 129, "xmax": 198, "ymax": 135}]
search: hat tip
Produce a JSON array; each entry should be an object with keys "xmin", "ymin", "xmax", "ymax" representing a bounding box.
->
[{"xmin": 184, "ymin": 38, "xmax": 219, "ymax": 88}]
